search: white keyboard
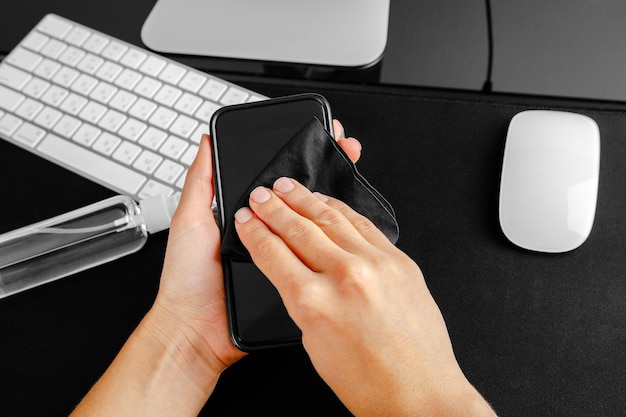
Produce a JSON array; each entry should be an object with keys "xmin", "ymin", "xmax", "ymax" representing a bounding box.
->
[{"xmin": 0, "ymin": 14, "xmax": 266, "ymax": 202}]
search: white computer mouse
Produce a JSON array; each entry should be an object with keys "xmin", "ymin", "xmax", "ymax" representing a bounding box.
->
[{"xmin": 499, "ymin": 110, "xmax": 600, "ymax": 253}]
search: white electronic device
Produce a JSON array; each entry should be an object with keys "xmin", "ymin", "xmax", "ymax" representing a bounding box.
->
[
  {"xmin": 499, "ymin": 110, "xmax": 600, "ymax": 253},
  {"xmin": 0, "ymin": 14, "xmax": 265, "ymax": 204},
  {"xmin": 141, "ymin": 0, "xmax": 390, "ymax": 68}
]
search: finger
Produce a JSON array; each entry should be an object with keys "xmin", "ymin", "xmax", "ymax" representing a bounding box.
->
[
  {"xmin": 234, "ymin": 206, "xmax": 316, "ymax": 301},
  {"xmin": 319, "ymin": 193, "xmax": 396, "ymax": 249},
  {"xmin": 332, "ymin": 119, "xmax": 345, "ymax": 139},
  {"xmin": 176, "ymin": 134, "xmax": 216, "ymax": 219},
  {"xmin": 246, "ymin": 184, "xmax": 349, "ymax": 272},
  {"xmin": 337, "ymin": 137, "xmax": 362, "ymax": 163},
  {"xmin": 271, "ymin": 178, "xmax": 372, "ymax": 254},
  {"xmin": 333, "ymin": 119, "xmax": 362, "ymax": 163}
]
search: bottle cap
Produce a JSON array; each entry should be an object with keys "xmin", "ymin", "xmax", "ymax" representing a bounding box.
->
[{"xmin": 139, "ymin": 194, "xmax": 180, "ymax": 233}]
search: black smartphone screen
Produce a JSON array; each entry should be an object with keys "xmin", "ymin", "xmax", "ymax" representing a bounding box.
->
[{"xmin": 210, "ymin": 94, "xmax": 333, "ymax": 350}]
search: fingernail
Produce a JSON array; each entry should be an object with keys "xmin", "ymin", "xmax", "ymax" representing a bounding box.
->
[
  {"xmin": 273, "ymin": 177, "xmax": 295, "ymax": 193},
  {"xmin": 313, "ymin": 192, "xmax": 329, "ymax": 202},
  {"xmin": 250, "ymin": 186, "xmax": 271, "ymax": 203},
  {"xmin": 235, "ymin": 207, "xmax": 253, "ymax": 223}
]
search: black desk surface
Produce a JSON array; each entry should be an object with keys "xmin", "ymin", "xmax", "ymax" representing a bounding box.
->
[{"xmin": 1, "ymin": 2, "xmax": 626, "ymax": 417}]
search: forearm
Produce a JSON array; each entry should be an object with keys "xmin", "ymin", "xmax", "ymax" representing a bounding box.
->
[{"xmin": 70, "ymin": 307, "xmax": 220, "ymax": 417}]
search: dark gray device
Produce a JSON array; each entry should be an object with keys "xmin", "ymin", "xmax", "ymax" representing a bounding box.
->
[{"xmin": 210, "ymin": 93, "xmax": 334, "ymax": 351}]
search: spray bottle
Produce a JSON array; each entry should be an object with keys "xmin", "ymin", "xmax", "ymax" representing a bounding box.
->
[{"xmin": 0, "ymin": 194, "xmax": 179, "ymax": 299}]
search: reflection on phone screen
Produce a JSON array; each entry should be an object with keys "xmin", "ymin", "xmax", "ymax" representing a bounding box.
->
[{"xmin": 213, "ymin": 97, "xmax": 331, "ymax": 348}]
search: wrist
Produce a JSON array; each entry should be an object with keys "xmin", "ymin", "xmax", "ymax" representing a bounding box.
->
[
  {"xmin": 452, "ymin": 387, "xmax": 497, "ymax": 417},
  {"xmin": 425, "ymin": 379, "xmax": 497, "ymax": 417},
  {"xmin": 140, "ymin": 304, "xmax": 225, "ymax": 395},
  {"xmin": 70, "ymin": 303, "xmax": 223, "ymax": 416}
]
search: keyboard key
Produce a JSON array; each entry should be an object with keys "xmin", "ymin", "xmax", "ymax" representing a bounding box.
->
[
  {"xmin": 22, "ymin": 77, "xmax": 50, "ymax": 98},
  {"xmin": 139, "ymin": 126, "xmax": 168, "ymax": 149},
  {"xmin": 179, "ymin": 72, "xmax": 207, "ymax": 93},
  {"xmin": 154, "ymin": 159, "xmax": 184, "ymax": 184},
  {"xmin": 0, "ymin": 64, "xmax": 32, "ymax": 89},
  {"xmin": 92, "ymin": 132, "xmax": 121, "ymax": 155},
  {"xmin": 89, "ymin": 82, "xmax": 117, "ymax": 104},
  {"xmin": 95, "ymin": 61, "xmax": 123, "ymax": 83},
  {"xmin": 113, "ymin": 141, "xmax": 142, "ymax": 165},
  {"xmin": 13, "ymin": 122, "xmax": 46, "ymax": 147},
  {"xmin": 70, "ymin": 74, "xmax": 98, "ymax": 95},
  {"xmin": 220, "ymin": 87, "xmax": 249, "ymax": 105},
  {"xmin": 139, "ymin": 56, "xmax": 166, "ymax": 77},
  {"xmin": 0, "ymin": 113, "xmax": 23, "ymax": 136},
  {"xmin": 114, "ymin": 68, "xmax": 142, "ymax": 90},
  {"xmin": 52, "ymin": 66, "xmax": 79, "ymax": 87},
  {"xmin": 21, "ymin": 32, "xmax": 49, "ymax": 52},
  {"xmin": 59, "ymin": 93, "xmax": 88, "ymax": 115},
  {"xmin": 40, "ymin": 38, "xmax": 67, "ymax": 59},
  {"xmin": 15, "ymin": 98, "xmax": 43, "ymax": 120},
  {"xmin": 52, "ymin": 114, "xmax": 82, "ymax": 138},
  {"xmin": 83, "ymin": 33, "xmax": 109, "ymax": 54},
  {"xmin": 158, "ymin": 63, "xmax": 186, "ymax": 84},
  {"xmin": 169, "ymin": 114, "xmax": 198, "ymax": 138},
  {"xmin": 134, "ymin": 77, "xmax": 162, "ymax": 98},
  {"xmin": 118, "ymin": 118, "xmax": 147, "ymax": 142},
  {"xmin": 72, "ymin": 123, "xmax": 101, "ymax": 146},
  {"xmin": 7, "ymin": 47, "xmax": 43, "ymax": 71},
  {"xmin": 101, "ymin": 41, "xmax": 128, "ymax": 61},
  {"xmin": 65, "ymin": 26, "xmax": 90, "ymax": 46},
  {"xmin": 149, "ymin": 106, "xmax": 177, "ymax": 130},
  {"xmin": 38, "ymin": 15, "xmax": 72, "ymax": 39},
  {"xmin": 174, "ymin": 93, "xmax": 202, "ymax": 116},
  {"xmin": 199, "ymin": 79, "xmax": 227, "ymax": 102},
  {"xmin": 133, "ymin": 149, "xmax": 163, "ymax": 174},
  {"xmin": 154, "ymin": 85, "xmax": 182, "ymax": 106},
  {"xmin": 33, "ymin": 58, "xmax": 61, "ymax": 79},
  {"xmin": 98, "ymin": 109, "xmax": 127, "ymax": 132},
  {"xmin": 0, "ymin": 85, "xmax": 26, "ymax": 111},
  {"xmin": 190, "ymin": 123, "xmax": 210, "ymax": 144},
  {"xmin": 120, "ymin": 49, "xmax": 147, "ymax": 69},
  {"xmin": 77, "ymin": 53, "xmax": 104, "ymax": 74},
  {"xmin": 33, "ymin": 106, "xmax": 62, "ymax": 129},
  {"xmin": 180, "ymin": 144, "xmax": 199, "ymax": 165},
  {"xmin": 41, "ymin": 85, "xmax": 69, "ymax": 106},
  {"xmin": 159, "ymin": 135, "xmax": 188, "ymax": 160},
  {"xmin": 109, "ymin": 90, "xmax": 137, "ymax": 112},
  {"xmin": 195, "ymin": 101, "xmax": 220, "ymax": 123},
  {"xmin": 38, "ymin": 134, "xmax": 146, "ymax": 195},
  {"xmin": 79, "ymin": 101, "xmax": 107, "ymax": 124},
  {"xmin": 58, "ymin": 46, "xmax": 86, "ymax": 66},
  {"xmin": 129, "ymin": 98, "xmax": 157, "ymax": 120}
]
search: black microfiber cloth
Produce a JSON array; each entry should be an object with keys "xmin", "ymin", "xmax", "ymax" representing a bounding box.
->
[{"xmin": 220, "ymin": 117, "xmax": 399, "ymax": 261}]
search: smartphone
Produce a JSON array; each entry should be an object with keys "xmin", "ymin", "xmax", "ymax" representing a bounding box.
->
[{"xmin": 210, "ymin": 93, "xmax": 334, "ymax": 351}]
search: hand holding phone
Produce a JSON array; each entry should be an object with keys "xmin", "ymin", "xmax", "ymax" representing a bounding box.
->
[{"xmin": 211, "ymin": 93, "xmax": 397, "ymax": 350}]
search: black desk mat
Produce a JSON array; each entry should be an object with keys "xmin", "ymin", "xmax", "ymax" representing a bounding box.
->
[
  {"xmin": 1, "ymin": 82, "xmax": 625, "ymax": 416},
  {"xmin": 218, "ymin": 81, "xmax": 626, "ymax": 416}
]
